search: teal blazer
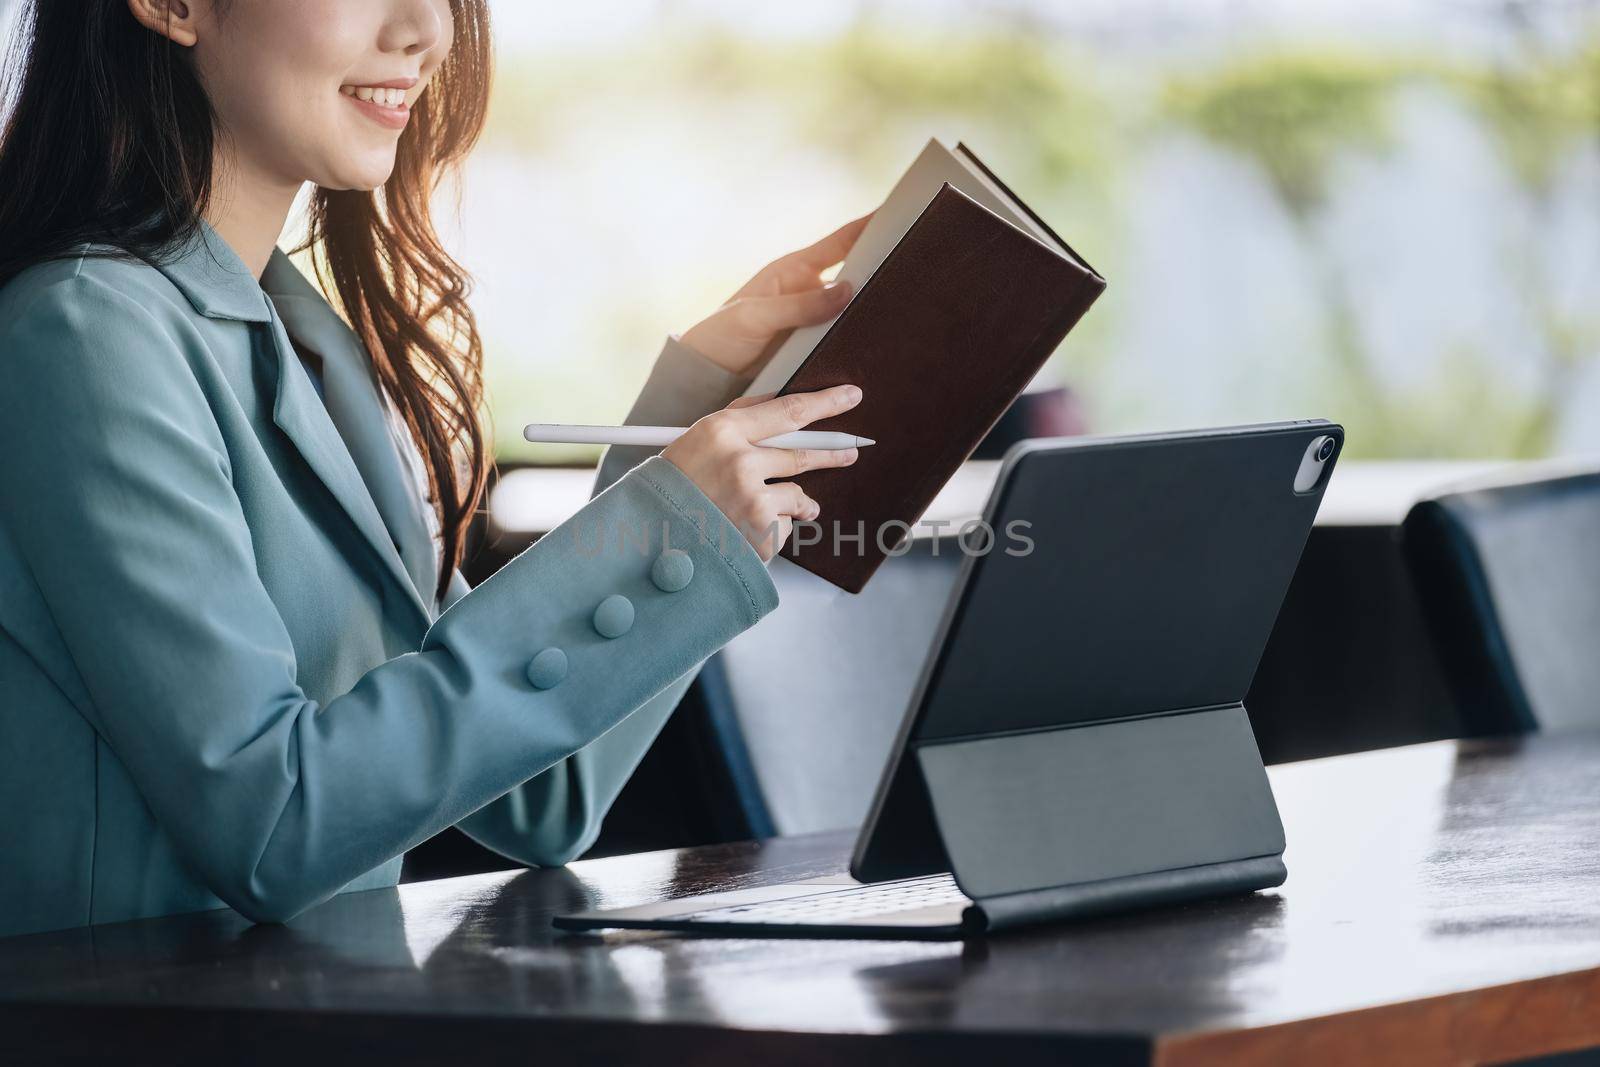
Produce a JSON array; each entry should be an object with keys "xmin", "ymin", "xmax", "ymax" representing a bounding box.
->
[{"xmin": 0, "ymin": 222, "xmax": 776, "ymax": 937}]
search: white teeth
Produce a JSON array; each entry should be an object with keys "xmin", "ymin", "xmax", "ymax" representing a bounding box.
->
[{"xmin": 342, "ymin": 85, "xmax": 408, "ymax": 107}]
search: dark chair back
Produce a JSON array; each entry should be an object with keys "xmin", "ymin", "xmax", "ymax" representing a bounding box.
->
[
  {"xmin": 1402, "ymin": 470, "xmax": 1600, "ymax": 736},
  {"xmin": 711, "ymin": 539, "xmax": 967, "ymax": 835},
  {"xmin": 594, "ymin": 537, "xmax": 965, "ymax": 851}
]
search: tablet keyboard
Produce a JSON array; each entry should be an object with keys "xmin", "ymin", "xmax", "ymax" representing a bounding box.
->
[{"xmin": 672, "ymin": 874, "xmax": 968, "ymax": 925}]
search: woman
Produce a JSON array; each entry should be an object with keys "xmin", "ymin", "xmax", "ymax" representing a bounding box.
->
[{"xmin": 0, "ymin": 0, "xmax": 866, "ymax": 936}]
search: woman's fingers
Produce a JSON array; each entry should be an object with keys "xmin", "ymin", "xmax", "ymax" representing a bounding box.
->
[
  {"xmin": 752, "ymin": 443, "xmax": 859, "ymax": 479},
  {"xmin": 729, "ymin": 283, "xmax": 851, "ymax": 337},
  {"xmin": 732, "ymin": 384, "xmax": 862, "ymax": 441},
  {"xmin": 767, "ymin": 482, "xmax": 820, "ymax": 521},
  {"xmin": 662, "ymin": 383, "xmax": 859, "ymax": 561},
  {"xmin": 755, "ymin": 515, "xmax": 794, "ymax": 562},
  {"xmin": 786, "ymin": 213, "xmax": 873, "ymax": 272},
  {"xmin": 732, "ymin": 212, "xmax": 875, "ymax": 299},
  {"xmin": 749, "ymin": 484, "xmax": 816, "ymax": 559},
  {"xmin": 731, "ymin": 393, "xmax": 861, "ymax": 476}
]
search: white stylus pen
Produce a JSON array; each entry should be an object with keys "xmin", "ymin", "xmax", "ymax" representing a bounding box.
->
[{"xmin": 522, "ymin": 424, "xmax": 875, "ymax": 450}]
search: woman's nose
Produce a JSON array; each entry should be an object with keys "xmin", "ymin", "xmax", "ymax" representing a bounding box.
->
[{"xmin": 380, "ymin": 0, "xmax": 446, "ymax": 57}]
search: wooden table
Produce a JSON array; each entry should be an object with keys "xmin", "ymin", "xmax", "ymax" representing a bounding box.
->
[{"xmin": 4, "ymin": 732, "xmax": 1599, "ymax": 1066}]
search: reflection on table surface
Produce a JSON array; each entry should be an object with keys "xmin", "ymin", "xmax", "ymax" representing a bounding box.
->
[{"xmin": 4, "ymin": 731, "xmax": 1599, "ymax": 1059}]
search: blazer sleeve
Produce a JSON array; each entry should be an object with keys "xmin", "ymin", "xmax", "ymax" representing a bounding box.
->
[
  {"xmin": 453, "ymin": 334, "xmax": 754, "ymax": 864},
  {"xmin": 0, "ymin": 274, "xmax": 777, "ymax": 923}
]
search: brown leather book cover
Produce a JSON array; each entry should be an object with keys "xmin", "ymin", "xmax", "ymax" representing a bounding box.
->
[{"xmin": 777, "ymin": 182, "xmax": 1105, "ymax": 592}]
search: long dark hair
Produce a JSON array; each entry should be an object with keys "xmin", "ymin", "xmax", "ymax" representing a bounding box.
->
[{"xmin": 0, "ymin": 0, "xmax": 492, "ymax": 602}]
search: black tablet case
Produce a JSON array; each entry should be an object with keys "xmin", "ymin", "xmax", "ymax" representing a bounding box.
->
[
  {"xmin": 553, "ymin": 423, "xmax": 1339, "ymax": 940},
  {"xmin": 853, "ymin": 421, "xmax": 1342, "ymax": 932}
]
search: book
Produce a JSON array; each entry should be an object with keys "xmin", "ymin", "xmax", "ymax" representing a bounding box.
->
[
  {"xmin": 745, "ymin": 138, "xmax": 1101, "ymax": 396},
  {"xmin": 762, "ymin": 140, "xmax": 1106, "ymax": 593}
]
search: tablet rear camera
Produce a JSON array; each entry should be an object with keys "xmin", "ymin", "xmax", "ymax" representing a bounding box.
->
[{"xmin": 1293, "ymin": 434, "xmax": 1336, "ymax": 494}]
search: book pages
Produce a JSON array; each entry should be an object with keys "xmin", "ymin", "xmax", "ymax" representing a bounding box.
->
[{"xmin": 745, "ymin": 138, "xmax": 1052, "ymax": 397}]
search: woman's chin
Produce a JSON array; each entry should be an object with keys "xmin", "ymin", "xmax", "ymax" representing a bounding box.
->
[{"xmin": 319, "ymin": 155, "xmax": 399, "ymax": 193}]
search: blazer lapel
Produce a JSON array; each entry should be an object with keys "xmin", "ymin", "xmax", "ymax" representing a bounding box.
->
[
  {"xmin": 263, "ymin": 298, "xmax": 435, "ymax": 630},
  {"xmin": 261, "ymin": 254, "xmax": 441, "ymax": 605},
  {"xmin": 292, "ymin": 300, "xmax": 441, "ymax": 603},
  {"xmin": 149, "ymin": 222, "xmax": 436, "ymax": 629}
]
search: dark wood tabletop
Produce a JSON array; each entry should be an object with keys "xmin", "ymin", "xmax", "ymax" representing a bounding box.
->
[{"xmin": 4, "ymin": 731, "xmax": 1599, "ymax": 1066}]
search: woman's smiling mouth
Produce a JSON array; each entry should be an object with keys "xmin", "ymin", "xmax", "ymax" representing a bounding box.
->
[{"xmin": 340, "ymin": 78, "xmax": 418, "ymax": 130}]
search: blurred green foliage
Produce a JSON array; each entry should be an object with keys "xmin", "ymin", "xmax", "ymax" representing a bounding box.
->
[
  {"xmin": 1165, "ymin": 51, "xmax": 1406, "ymax": 215},
  {"xmin": 482, "ymin": 17, "xmax": 1599, "ymax": 463},
  {"xmin": 1163, "ymin": 39, "xmax": 1600, "ymax": 457},
  {"xmin": 1453, "ymin": 39, "xmax": 1600, "ymax": 193}
]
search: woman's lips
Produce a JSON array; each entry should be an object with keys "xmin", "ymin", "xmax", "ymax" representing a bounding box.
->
[
  {"xmin": 340, "ymin": 84, "xmax": 413, "ymax": 131},
  {"xmin": 344, "ymin": 95, "xmax": 410, "ymax": 130}
]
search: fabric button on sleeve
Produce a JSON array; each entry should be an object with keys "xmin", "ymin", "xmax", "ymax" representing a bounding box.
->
[
  {"xmin": 592, "ymin": 594, "xmax": 635, "ymax": 639},
  {"xmin": 650, "ymin": 548, "xmax": 694, "ymax": 593},
  {"xmin": 526, "ymin": 647, "xmax": 568, "ymax": 690}
]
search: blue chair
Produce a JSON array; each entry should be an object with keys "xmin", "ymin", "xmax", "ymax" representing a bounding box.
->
[
  {"xmin": 707, "ymin": 540, "xmax": 966, "ymax": 835},
  {"xmin": 562, "ymin": 537, "xmax": 967, "ymax": 857},
  {"xmin": 1402, "ymin": 470, "xmax": 1600, "ymax": 736}
]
